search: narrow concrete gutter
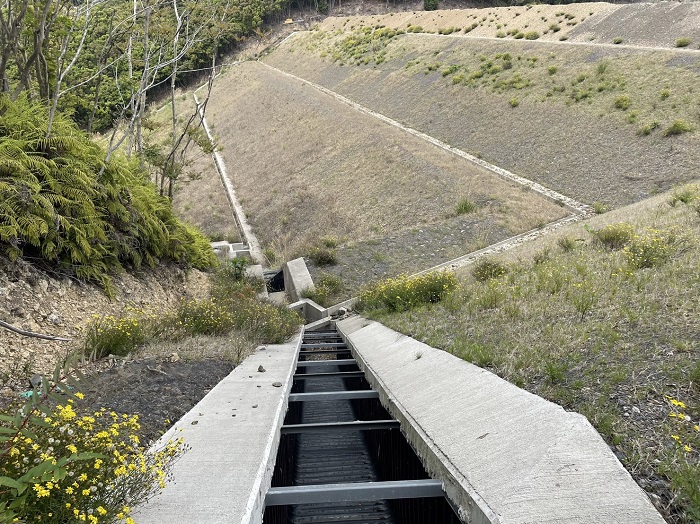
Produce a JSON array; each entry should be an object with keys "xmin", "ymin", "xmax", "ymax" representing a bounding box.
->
[
  {"xmin": 193, "ymin": 91, "xmax": 264, "ymax": 264},
  {"xmin": 336, "ymin": 316, "xmax": 666, "ymax": 524}
]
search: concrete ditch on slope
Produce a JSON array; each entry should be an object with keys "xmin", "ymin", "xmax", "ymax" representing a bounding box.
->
[{"xmin": 336, "ymin": 315, "xmax": 666, "ymax": 524}]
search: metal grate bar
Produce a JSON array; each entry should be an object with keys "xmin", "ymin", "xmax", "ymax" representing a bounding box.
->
[
  {"xmin": 281, "ymin": 420, "xmax": 399, "ymax": 434},
  {"xmin": 265, "ymin": 480, "xmax": 444, "ymax": 506},
  {"xmin": 296, "ymin": 359, "xmax": 356, "ymax": 368},
  {"xmin": 289, "ymin": 391, "xmax": 379, "ymax": 402},
  {"xmin": 293, "ymin": 371, "xmax": 365, "ymax": 380}
]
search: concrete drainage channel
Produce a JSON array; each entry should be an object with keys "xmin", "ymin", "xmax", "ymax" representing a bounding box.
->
[{"xmin": 263, "ymin": 327, "xmax": 461, "ymax": 524}]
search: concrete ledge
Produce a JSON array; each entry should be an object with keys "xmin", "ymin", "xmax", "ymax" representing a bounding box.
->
[
  {"xmin": 336, "ymin": 317, "xmax": 665, "ymax": 524},
  {"xmin": 288, "ymin": 298, "xmax": 328, "ymax": 324},
  {"xmin": 133, "ymin": 333, "xmax": 302, "ymax": 524},
  {"xmin": 283, "ymin": 257, "xmax": 314, "ymax": 303}
]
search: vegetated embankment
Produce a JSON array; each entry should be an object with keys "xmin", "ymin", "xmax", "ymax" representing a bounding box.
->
[
  {"xmin": 263, "ymin": 26, "xmax": 700, "ymax": 208},
  {"xmin": 203, "ymin": 60, "xmax": 569, "ymax": 294}
]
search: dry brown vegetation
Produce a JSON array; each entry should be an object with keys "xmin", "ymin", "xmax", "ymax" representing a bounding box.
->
[
  {"xmin": 204, "ymin": 61, "xmax": 567, "ymax": 271},
  {"xmin": 146, "ymin": 94, "xmax": 241, "ymax": 243}
]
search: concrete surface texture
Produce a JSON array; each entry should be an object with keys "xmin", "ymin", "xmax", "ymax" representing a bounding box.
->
[
  {"xmin": 336, "ymin": 316, "xmax": 666, "ymax": 524},
  {"xmin": 133, "ymin": 335, "xmax": 301, "ymax": 524},
  {"xmin": 283, "ymin": 257, "xmax": 315, "ymax": 302}
]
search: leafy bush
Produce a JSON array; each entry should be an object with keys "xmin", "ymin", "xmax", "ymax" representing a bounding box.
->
[
  {"xmin": 0, "ymin": 96, "xmax": 216, "ymax": 294},
  {"xmin": 664, "ymin": 120, "xmax": 694, "ymax": 136},
  {"xmin": 624, "ymin": 228, "xmax": 678, "ymax": 269},
  {"xmin": 614, "ymin": 95, "xmax": 631, "ymax": 110},
  {"xmin": 472, "ymin": 258, "xmax": 507, "ymax": 282},
  {"xmin": 174, "ymin": 298, "xmax": 234, "ymax": 336},
  {"xmin": 455, "ymin": 198, "xmax": 477, "ymax": 215},
  {"xmin": 424, "ymin": 0, "xmax": 438, "ymax": 11},
  {"xmin": 675, "ymin": 37, "xmax": 692, "ymax": 48},
  {"xmin": 82, "ymin": 308, "xmax": 156, "ymax": 360},
  {"xmin": 669, "ymin": 184, "xmax": 700, "ymax": 207},
  {"xmin": 357, "ymin": 272, "xmax": 457, "ymax": 312},
  {"xmin": 0, "ymin": 383, "xmax": 185, "ymax": 523},
  {"xmin": 591, "ymin": 223, "xmax": 634, "ymax": 250},
  {"xmin": 509, "ymin": 98, "xmax": 520, "ymax": 108},
  {"xmin": 548, "ymin": 65, "xmax": 558, "ymax": 75},
  {"xmin": 524, "ymin": 31, "xmax": 540, "ymax": 40},
  {"xmin": 557, "ymin": 235, "xmax": 578, "ymax": 252},
  {"xmin": 210, "ymin": 280, "xmax": 301, "ymax": 344},
  {"xmin": 215, "ymin": 257, "xmax": 249, "ymax": 283},
  {"xmin": 301, "ymin": 272, "xmax": 344, "ymax": 307},
  {"xmin": 638, "ymin": 121, "xmax": 659, "ymax": 136},
  {"xmin": 308, "ymin": 247, "xmax": 338, "ymax": 266},
  {"xmin": 613, "ymin": 37, "xmax": 623, "ymax": 44}
]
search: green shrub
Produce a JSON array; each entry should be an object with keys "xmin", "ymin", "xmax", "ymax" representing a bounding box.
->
[
  {"xmin": 557, "ymin": 235, "xmax": 578, "ymax": 252},
  {"xmin": 82, "ymin": 309, "xmax": 154, "ymax": 360},
  {"xmin": 591, "ymin": 223, "xmax": 635, "ymax": 250},
  {"xmin": 613, "ymin": 37, "xmax": 623, "ymax": 44},
  {"xmin": 614, "ymin": 95, "xmax": 631, "ymax": 110},
  {"xmin": 357, "ymin": 271, "xmax": 457, "ymax": 312},
  {"xmin": 424, "ymin": 0, "xmax": 438, "ymax": 11},
  {"xmin": 320, "ymin": 236, "xmax": 339, "ymax": 248},
  {"xmin": 660, "ymin": 88, "xmax": 671, "ymax": 100},
  {"xmin": 455, "ymin": 197, "xmax": 477, "ymax": 215},
  {"xmin": 638, "ymin": 121, "xmax": 659, "ymax": 136},
  {"xmin": 664, "ymin": 120, "xmax": 694, "ymax": 136},
  {"xmin": 549, "ymin": 23, "xmax": 561, "ymax": 32},
  {"xmin": 669, "ymin": 184, "xmax": 700, "ymax": 207},
  {"xmin": 548, "ymin": 65, "xmax": 558, "ymax": 75},
  {"xmin": 472, "ymin": 258, "xmax": 507, "ymax": 282},
  {"xmin": 215, "ymin": 257, "xmax": 249, "ymax": 283},
  {"xmin": 442, "ymin": 64, "xmax": 460, "ymax": 76},
  {"xmin": 302, "ymin": 272, "xmax": 344, "ymax": 307},
  {"xmin": 175, "ymin": 298, "xmax": 234, "ymax": 336},
  {"xmin": 0, "ymin": 96, "xmax": 216, "ymax": 293},
  {"xmin": 0, "ymin": 387, "xmax": 185, "ymax": 523},
  {"xmin": 308, "ymin": 246, "xmax": 339, "ymax": 266},
  {"xmin": 624, "ymin": 228, "xmax": 678, "ymax": 269},
  {"xmin": 675, "ymin": 37, "xmax": 692, "ymax": 48},
  {"xmin": 509, "ymin": 98, "xmax": 520, "ymax": 108},
  {"xmin": 524, "ymin": 31, "xmax": 540, "ymax": 40}
]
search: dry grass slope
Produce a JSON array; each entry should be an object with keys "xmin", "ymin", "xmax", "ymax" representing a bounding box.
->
[
  {"xmin": 370, "ymin": 187, "xmax": 700, "ymax": 524},
  {"xmin": 204, "ymin": 61, "xmax": 567, "ymax": 290},
  {"xmin": 264, "ymin": 29, "xmax": 700, "ymax": 208}
]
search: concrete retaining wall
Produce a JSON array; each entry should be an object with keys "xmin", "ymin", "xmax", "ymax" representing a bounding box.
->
[{"xmin": 336, "ymin": 316, "xmax": 665, "ymax": 524}]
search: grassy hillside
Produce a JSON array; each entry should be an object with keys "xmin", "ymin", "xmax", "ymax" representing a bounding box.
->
[
  {"xmin": 203, "ymin": 61, "xmax": 569, "ymax": 294},
  {"xmin": 263, "ymin": 28, "xmax": 700, "ymax": 208},
  {"xmin": 363, "ymin": 186, "xmax": 700, "ymax": 523}
]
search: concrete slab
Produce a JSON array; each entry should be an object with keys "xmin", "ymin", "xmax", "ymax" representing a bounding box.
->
[
  {"xmin": 133, "ymin": 334, "xmax": 301, "ymax": 524},
  {"xmin": 336, "ymin": 317, "xmax": 665, "ymax": 524},
  {"xmin": 283, "ymin": 257, "xmax": 314, "ymax": 302}
]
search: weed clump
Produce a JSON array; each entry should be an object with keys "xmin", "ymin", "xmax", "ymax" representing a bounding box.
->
[
  {"xmin": 357, "ymin": 271, "xmax": 456, "ymax": 312},
  {"xmin": 308, "ymin": 246, "xmax": 339, "ymax": 266},
  {"xmin": 591, "ymin": 223, "xmax": 634, "ymax": 250},
  {"xmin": 301, "ymin": 272, "xmax": 344, "ymax": 307},
  {"xmin": 624, "ymin": 228, "xmax": 679, "ymax": 269},
  {"xmin": 472, "ymin": 258, "xmax": 507, "ymax": 282},
  {"xmin": 664, "ymin": 120, "xmax": 694, "ymax": 136},
  {"xmin": 455, "ymin": 197, "xmax": 477, "ymax": 215},
  {"xmin": 675, "ymin": 37, "xmax": 692, "ymax": 48}
]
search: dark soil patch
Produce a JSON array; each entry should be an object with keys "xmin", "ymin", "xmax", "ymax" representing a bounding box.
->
[{"xmin": 79, "ymin": 358, "xmax": 234, "ymax": 444}]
